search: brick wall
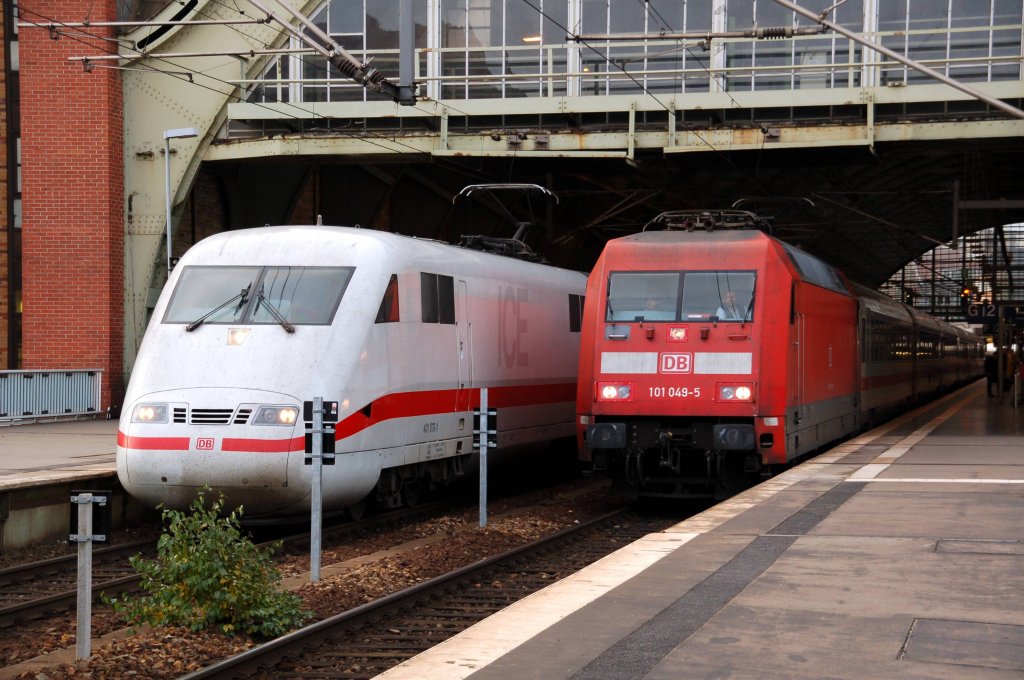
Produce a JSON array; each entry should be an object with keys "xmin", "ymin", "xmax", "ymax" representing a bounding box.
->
[{"xmin": 19, "ymin": 0, "xmax": 124, "ymax": 409}]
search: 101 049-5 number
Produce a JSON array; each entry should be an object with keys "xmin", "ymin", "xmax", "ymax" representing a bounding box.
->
[{"xmin": 649, "ymin": 386, "xmax": 702, "ymax": 398}]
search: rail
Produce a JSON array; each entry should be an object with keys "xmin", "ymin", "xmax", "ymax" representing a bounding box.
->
[{"xmin": 0, "ymin": 369, "xmax": 103, "ymax": 425}]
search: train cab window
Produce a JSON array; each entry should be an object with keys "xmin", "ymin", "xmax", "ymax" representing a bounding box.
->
[
  {"xmin": 164, "ymin": 265, "xmax": 353, "ymax": 327},
  {"xmin": 606, "ymin": 272, "xmax": 680, "ymax": 322},
  {"xmin": 164, "ymin": 266, "xmax": 262, "ymax": 326},
  {"xmin": 251, "ymin": 267, "xmax": 353, "ymax": 325},
  {"xmin": 375, "ymin": 274, "xmax": 400, "ymax": 323},
  {"xmin": 421, "ymin": 273, "xmax": 455, "ymax": 324},
  {"xmin": 681, "ymin": 272, "xmax": 755, "ymax": 322}
]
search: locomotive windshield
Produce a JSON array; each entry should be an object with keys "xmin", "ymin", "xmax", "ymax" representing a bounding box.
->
[
  {"xmin": 164, "ymin": 266, "xmax": 354, "ymax": 327},
  {"xmin": 605, "ymin": 271, "xmax": 755, "ymax": 322}
]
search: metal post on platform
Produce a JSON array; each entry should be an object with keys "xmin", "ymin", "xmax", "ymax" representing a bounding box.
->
[
  {"xmin": 998, "ymin": 309, "xmax": 1007, "ymax": 402},
  {"xmin": 310, "ymin": 396, "xmax": 323, "ymax": 582},
  {"xmin": 479, "ymin": 389, "xmax": 488, "ymax": 528},
  {"xmin": 474, "ymin": 389, "xmax": 497, "ymax": 528},
  {"xmin": 70, "ymin": 492, "xmax": 107, "ymax": 660}
]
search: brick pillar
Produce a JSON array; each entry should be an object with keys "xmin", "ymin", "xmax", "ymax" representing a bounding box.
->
[{"xmin": 20, "ymin": 0, "xmax": 124, "ymax": 410}]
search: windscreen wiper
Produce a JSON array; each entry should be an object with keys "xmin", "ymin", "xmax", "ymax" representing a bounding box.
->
[
  {"xmin": 256, "ymin": 286, "xmax": 296, "ymax": 333},
  {"xmin": 185, "ymin": 284, "xmax": 251, "ymax": 332}
]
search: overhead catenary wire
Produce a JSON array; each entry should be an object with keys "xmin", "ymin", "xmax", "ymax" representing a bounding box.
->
[{"xmin": 16, "ymin": 3, "xmax": 485, "ymax": 164}]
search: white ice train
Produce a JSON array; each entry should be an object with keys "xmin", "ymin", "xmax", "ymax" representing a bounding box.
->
[{"xmin": 117, "ymin": 225, "xmax": 587, "ymax": 518}]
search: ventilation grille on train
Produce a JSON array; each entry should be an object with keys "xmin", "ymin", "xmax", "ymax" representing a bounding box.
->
[{"xmin": 173, "ymin": 407, "xmax": 253, "ymax": 425}]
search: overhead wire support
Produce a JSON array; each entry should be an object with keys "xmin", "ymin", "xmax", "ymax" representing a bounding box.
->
[
  {"xmin": 32, "ymin": 0, "xmax": 414, "ymax": 105},
  {"xmin": 19, "ymin": 18, "xmax": 270, "ymax": 28},
  {"xmin": 769, "ymin": 0, "xmax": 1024, "ymax": 120},
  {"xmin": 243, "ymin": 0, "xmax": 407, "ymax": 103},
  {"xmin": 571, "ymin": 25, "xmax": 826, "ymax": 44}
]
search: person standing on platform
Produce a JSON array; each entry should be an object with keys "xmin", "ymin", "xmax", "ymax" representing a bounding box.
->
[{"xmin": 985, "ymin": 352, "xmax": 998, "ymax": 397}]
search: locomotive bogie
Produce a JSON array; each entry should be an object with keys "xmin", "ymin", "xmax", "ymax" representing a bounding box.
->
[{"xmin": 117, "ymin": 226, "xmax": 586, "ymax": 518}]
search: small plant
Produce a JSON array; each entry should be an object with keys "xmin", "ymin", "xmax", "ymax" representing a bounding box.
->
[{"xmin": 107, "ymin": 491, "xmax": 310, "ymax": 637}]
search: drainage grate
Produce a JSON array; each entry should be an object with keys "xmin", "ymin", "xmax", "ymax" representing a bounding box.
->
[{"xmin": 900, "ymin": 618, "xmax": 1024, "ymax": 671}]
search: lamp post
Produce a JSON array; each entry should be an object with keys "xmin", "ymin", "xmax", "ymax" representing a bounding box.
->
[{"xmin": 163, "ymin": 127, "xmax": 198, "ymax": 275}]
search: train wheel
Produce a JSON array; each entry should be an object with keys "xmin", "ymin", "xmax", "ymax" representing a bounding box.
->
[
  {"xmin": 714, "ymin": 452, "xmax": 757, "ymax": 499},
  {"xmin": 347, "ymin": 499, "xmax": 367, "ymax": 521},
  {"xmin": 402, "ymin": 481, "xmax": 421, "ymax": 508}
]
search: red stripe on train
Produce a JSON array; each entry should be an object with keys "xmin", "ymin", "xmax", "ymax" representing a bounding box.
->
[
  {"xmin": 221, "ymin": 437, "xmax": 306, "ymax": 453},
  {"xmin": 333, "ymin": 383, "xmax": 576, "ymax": 439},
  {"xmin": 117, "ymin": 431, "xmax": 190, "ymax": 450},
  {"xmin": 120, "ymin": 382, "xmax": 575, "ymax": 452}
]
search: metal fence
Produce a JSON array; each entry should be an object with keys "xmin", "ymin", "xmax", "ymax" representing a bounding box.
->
[{"xmin": 0, "ymin": 370, "xmax": 103, "ymax": 425}]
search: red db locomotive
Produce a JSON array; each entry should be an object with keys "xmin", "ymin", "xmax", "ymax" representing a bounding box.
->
[{"xmin": 577, "ymin": 211, "xmax": 982, "ymax": 499}]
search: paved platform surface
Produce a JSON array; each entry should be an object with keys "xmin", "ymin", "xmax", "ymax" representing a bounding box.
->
[
  {"xmin": 379, "ymin": 380, "xmax": 1024, "ymax": 680},
  {"xmin": 0, "ymin": 418, "xmax": 118, "ymax": 490}
]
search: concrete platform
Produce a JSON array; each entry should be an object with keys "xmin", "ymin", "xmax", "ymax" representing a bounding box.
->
[
  {"xmin": 0, "ymin": 418, "xmax": 146, "ymax": 551},
  {"xmin": 379, "ymin": 380, "xmax": 1024, "ymax": 679}
]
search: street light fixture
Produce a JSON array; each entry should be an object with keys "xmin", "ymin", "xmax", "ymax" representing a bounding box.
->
[{"xmin": 163, "ymin": 127, "xmax": 198, "ymax": 275}]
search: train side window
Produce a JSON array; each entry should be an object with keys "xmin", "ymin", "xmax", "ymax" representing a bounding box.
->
[
  {"xmin": 438, "ymin": 275, "xmax": 455, "ymax": 324},
  {"xmin": 375, "ymin": 274, "xmax": 400, "ymax": 323},
  {"xmin": 421, "ymin": 272, "xmax": 455, "ymax": 324},
  {"xmin": 569, "ymin": 293, "xmax": 584, "ymax": 332},
  {"xmin": 421, "ymin": 273, "xmax": 439, "ymax": 323}
]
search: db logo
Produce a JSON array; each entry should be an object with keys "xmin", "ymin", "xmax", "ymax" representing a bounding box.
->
[
  {"xmin": 660, "ymin": 353, "xmax": 692, "ymax": 374},
  {"xmin": 196, "ymin": 438, "xmax": 215, "ymax": 451}
]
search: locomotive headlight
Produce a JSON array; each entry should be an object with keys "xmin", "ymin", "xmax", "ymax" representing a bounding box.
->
[
  {"xmin": 254, "ymin": 406, "xmax": 299, "ymax": 426},
  {"xmin": 131, "ymin": 403, "xmax": 168, "ymax": 423},
  {"xmin": 597, "ymin": 382, "xmax": 632, "ymax": 401},
  {"xmin": 717, "ymin": 384, "xmax": 754, "ymax": 402}
]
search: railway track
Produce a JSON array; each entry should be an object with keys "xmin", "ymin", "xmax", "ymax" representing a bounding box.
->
[
  {"xmin": 0, "ymin": 538, "xmax": 155, "ymax": 627},
  {"xmin": 0, "ymin": 498, "xmax": 464, "ymax": 630},
  {"xmin": 0, "ymin": 473, "xmax": 603, "ymax": 634},
  {"xmin": 182, "ymin": 509, "xmax": 677, "ymax": 680}
]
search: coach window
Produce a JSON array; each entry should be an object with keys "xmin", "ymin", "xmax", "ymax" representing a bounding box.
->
[
  {"xmin": 421, "ymin": 273, "xmax": 456, "ymax": 324},
  {"xmin": 681, "ymin": 272, "xmax": 756, "ymax": 322},
  {"xmin": 606, "ymin": 272, "xmax": 680, "ymax": 322},
  {"xmin": 375, "ymin": 274, "xmax": 400, "ymax": 323}
]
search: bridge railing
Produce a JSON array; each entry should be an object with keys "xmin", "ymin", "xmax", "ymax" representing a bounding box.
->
[
  {"xmin": 236, "ymin": 23, "xmax": 1024, "ymax": 108},
  {"xmin": 0, "ymin": 370, "xmax": 103, "ymax": 425}
]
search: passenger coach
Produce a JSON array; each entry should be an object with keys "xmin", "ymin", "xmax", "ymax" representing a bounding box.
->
[{"xmin": 577, "ymin": 211, "xmax": 983, "ymax": 499}]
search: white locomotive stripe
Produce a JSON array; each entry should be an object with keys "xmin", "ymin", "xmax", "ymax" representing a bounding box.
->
[
  {"xmin": 600, "ymin": 351, "xmax": 658, "ymax": 374},
  {"xmin": 849, "ymin": 478, "xmax": 1024, "ymax": 483},
  {"xmin": 694, "ymin": 352, "xmax": 752, "ymax": 374},
  {"xmin": 847, "ymin": 395, "xmax": 970, "ymax": 480}
]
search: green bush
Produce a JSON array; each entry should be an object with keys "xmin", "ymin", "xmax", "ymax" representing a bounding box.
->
[{"xmin": 107, "ymin": 491, "xmax": 310, "ymax": 637}]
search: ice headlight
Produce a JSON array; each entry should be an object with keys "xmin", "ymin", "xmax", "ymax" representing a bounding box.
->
[
  {"xmin": 597, "ymin": 382, "xmax": 632, "ymax": 401},
  {"xmin": 254, "ymin": 405, "xmax": 299, "ymax": 426},
  {"xmin": 131, "ymin": 403, "xmax": 168, "ymax": 423}
]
